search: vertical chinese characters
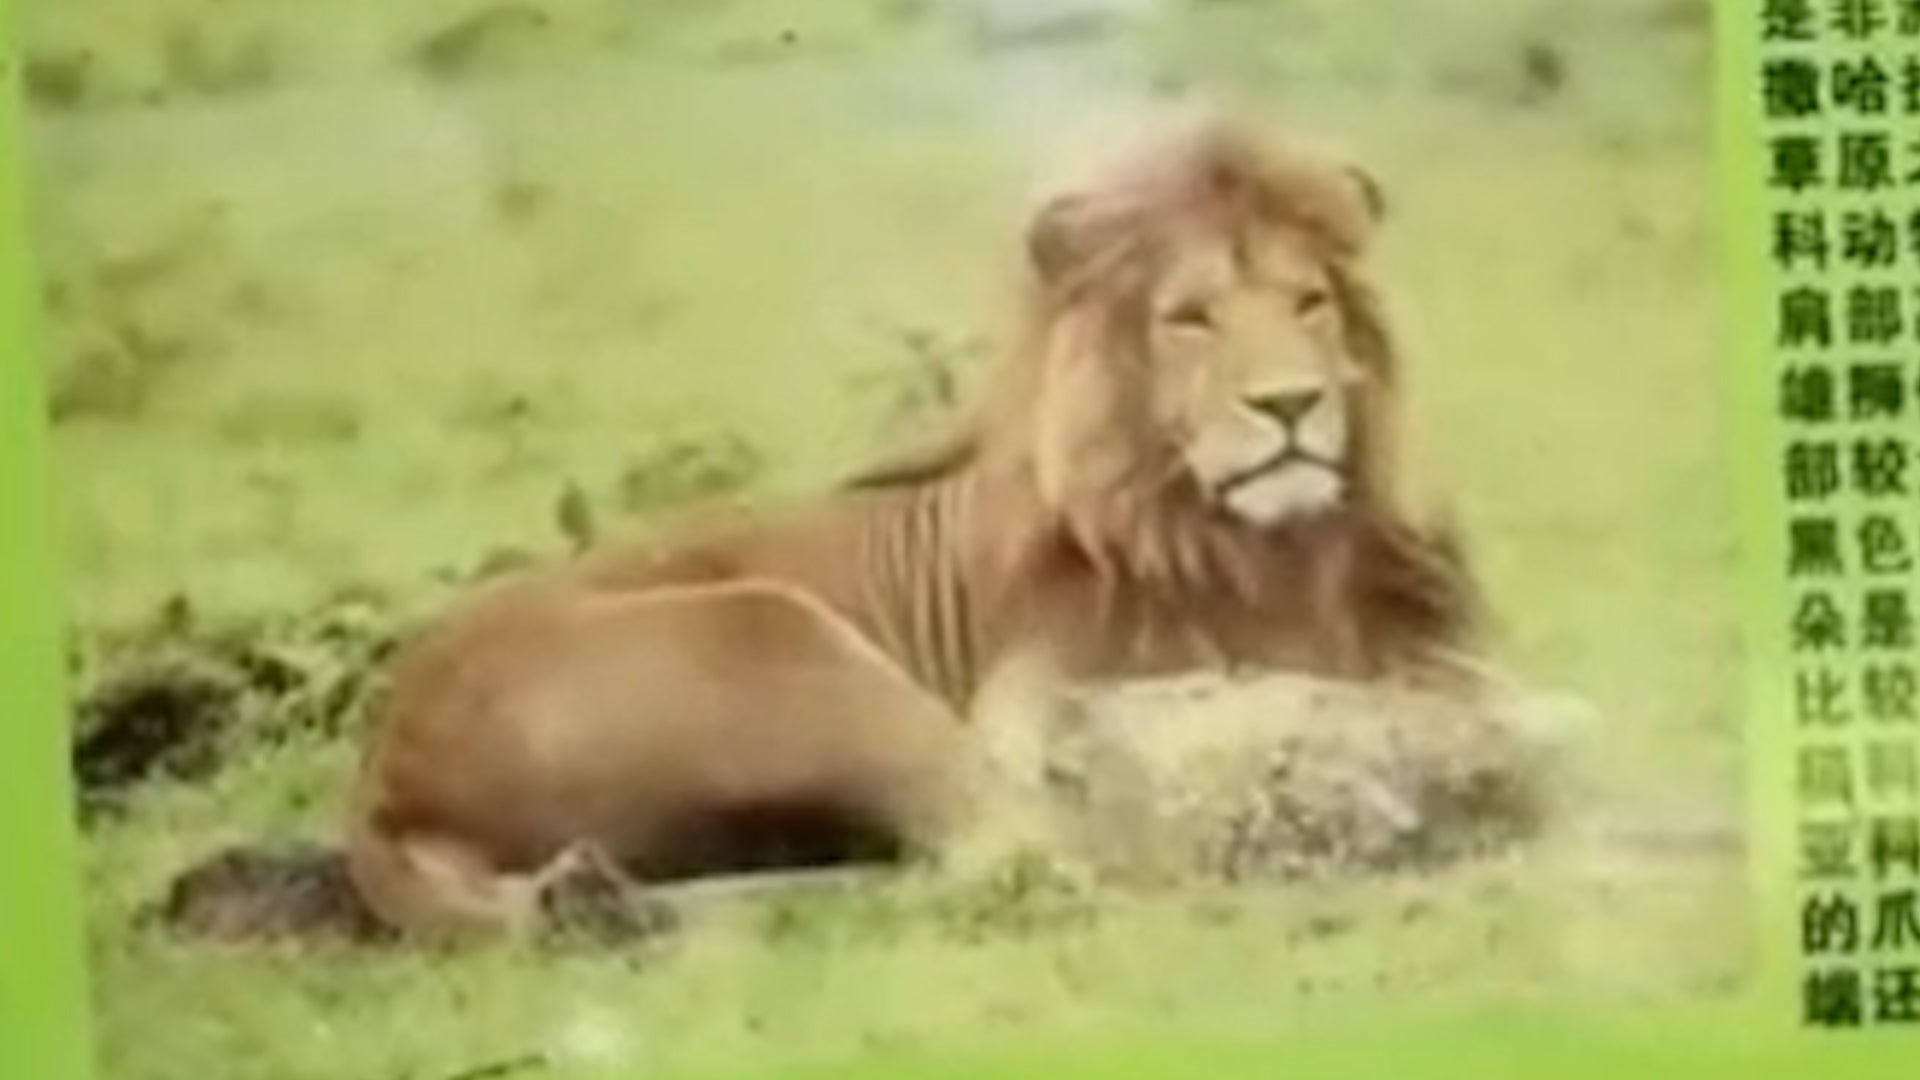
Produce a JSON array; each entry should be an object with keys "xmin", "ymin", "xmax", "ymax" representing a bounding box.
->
[{"xmin": 1762, "ymin": 0, "xmax": 1920, "ymax": 1030}]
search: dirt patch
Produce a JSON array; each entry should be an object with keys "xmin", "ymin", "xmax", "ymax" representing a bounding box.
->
[
  {"xmin": 69, "ymin": 591, "xmax": 418, "ymax": 820},
  {"xmin": 1028, "ymin": 672, "xmax": 1590, "ymax": 884},
  {"xmin": 142, "ymin": 841, "xmax": 391, "ymax": 944},
  {"xmin": 72, "ymin": 647, "xmax": 243, "ymax": 815}
]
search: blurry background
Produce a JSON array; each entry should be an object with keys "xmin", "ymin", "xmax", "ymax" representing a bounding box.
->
[{"xmin": 20, "ymin": 2, "xmax": 1744, "ymax": 1079}]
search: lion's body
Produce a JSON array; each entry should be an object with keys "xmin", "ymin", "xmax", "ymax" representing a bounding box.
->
[{"xmin": 341, "ymin": 120, "xmax": 1485, "ymax": 940}]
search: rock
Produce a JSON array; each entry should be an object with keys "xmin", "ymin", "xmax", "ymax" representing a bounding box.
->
[{"xmin": 1029, "ymin": 672, "xmax": 1590, "ymax": 884}]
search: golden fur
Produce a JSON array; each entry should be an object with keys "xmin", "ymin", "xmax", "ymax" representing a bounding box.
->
[{"xmin": 343, "ymin": 119, "xmax": 1482, "ymax": 938}]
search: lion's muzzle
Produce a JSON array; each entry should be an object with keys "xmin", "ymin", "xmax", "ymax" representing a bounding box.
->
[{"xmin": 1192, "ymin": 388, "xmax": 1351, "ymax": 527}]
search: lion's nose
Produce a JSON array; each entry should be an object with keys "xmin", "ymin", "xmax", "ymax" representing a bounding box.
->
[{"xmin": 1246, "ymin": 389, "xmax": 1325, "ymax": 427}]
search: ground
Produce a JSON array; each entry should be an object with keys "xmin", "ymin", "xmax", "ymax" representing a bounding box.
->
[{"xmin": 20, "ymin": 1, "xmax": 1746, "ymax": 1078}]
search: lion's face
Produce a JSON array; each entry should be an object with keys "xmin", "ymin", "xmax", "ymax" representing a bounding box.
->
[
  {"xmin": 1017, "ymin": 129, "xmax": 1389, "ymax": 536},
  {"xmin": 1146, "ymin": 226, "xmax": 1364, "ymax": 527}
]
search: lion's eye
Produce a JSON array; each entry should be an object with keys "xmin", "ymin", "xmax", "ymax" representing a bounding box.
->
[
  {"xmin": 1164, "ymin": 299, "xmax": 1216, "ymax": 331},
  {"xmin": 1296, "ymin": 288, "xmax": 1334, "ymax": 316}
]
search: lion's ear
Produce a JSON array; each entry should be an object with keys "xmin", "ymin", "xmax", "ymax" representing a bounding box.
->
[
  {"xmin": 1026, "ymin": 194, "xmax": 1104, "ymax": 285},
  {"xmin": 1344, "ymin": 163, "xmax": 1387, "ymax": 224}
]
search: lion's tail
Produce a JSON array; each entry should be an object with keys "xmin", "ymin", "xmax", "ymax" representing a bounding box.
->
[{"xmin": 143, "ymin": 841, "xmax": 391, "ymax": 944}]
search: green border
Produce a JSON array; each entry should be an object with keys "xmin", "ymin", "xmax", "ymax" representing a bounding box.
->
[
  {"xmin": 0, "ymin": 0, "xmax": 95, "ymax": 1077},
  {"xmin": 0, "ymin": 0, "xmax": 1910, "ymax": 1077},
  {"xmin": 1713, "ymin": 0, "xmax": 1797, "ymax": 1023}
]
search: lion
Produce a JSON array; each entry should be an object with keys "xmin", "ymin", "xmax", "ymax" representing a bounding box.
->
[{"xmin": 163, "ymin": 118, "xmax": 1485, "ymax": 943}]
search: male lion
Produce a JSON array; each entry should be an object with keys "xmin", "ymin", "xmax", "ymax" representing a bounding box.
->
[{"xmin": 333, "ymin": 119, "xmax": 1483, "ymax": 939}]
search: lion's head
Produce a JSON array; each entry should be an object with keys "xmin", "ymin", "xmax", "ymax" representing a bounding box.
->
[
  {"xmin": 852, "ymin": 119, "xmax": 1473, "ymax": 673},
  {"xmin": 1009, "ymin": 120, "xmax": 1399, "ymax": 535}
]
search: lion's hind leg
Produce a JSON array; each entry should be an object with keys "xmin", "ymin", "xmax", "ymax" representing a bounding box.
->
[
  {"xmin": 583, "ymin": 580, "xmax": 987, "ymax": 877},
  {"xmin": 346, "ymin": 826, "xmax": 675, "ymax": 944},
  {"xmin": 345, "ymin": 824, "xmax": 553, "ymax": 942},
  {"xmin": 348, "ymin": 579, "xmax": 988, "ymax": 941}
]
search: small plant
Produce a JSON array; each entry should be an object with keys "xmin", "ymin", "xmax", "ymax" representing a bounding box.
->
[
  {"xmin": 22, "ymin": 49, "xmax": 99, "ymax": 110},
  {"xmin": 410, "ymin": 3, "xmax": 557, "ymax": 81},
  {"xmin": 848, "ymin": 325, "xmax": 982, "ymax": 449},
  {"xmin": 616, "ymin": 433, "xmax": 765, "ymax": 516},
  {"xmin": 162, "ymin": 24, "xmax": 280, "ymax": 99}
]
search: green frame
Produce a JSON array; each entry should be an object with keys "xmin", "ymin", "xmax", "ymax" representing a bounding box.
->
[
  {"xmin": 0, "ymin": 0, "xmax": 1911, "ymax": 1075},
  {"xmin": 0, "ymin": 0, "xmax": 94, "ymax": 1077}
]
